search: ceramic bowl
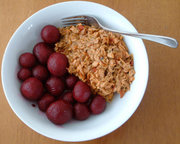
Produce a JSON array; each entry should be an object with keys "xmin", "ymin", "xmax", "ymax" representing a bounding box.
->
[{"xmin": 1, "ymin": 1, "xmax": 149, "ymax": 142}]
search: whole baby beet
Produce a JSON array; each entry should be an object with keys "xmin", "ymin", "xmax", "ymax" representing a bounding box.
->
[
  {"xmin": 73, "ymin": 81, "xmax": 91, "ymax": 103},
  {"xmin": 19, "ymin": 53, "xmax": 37, "ymax": 68},
  {"xmin": 61, "ymin": 91, "xmax": 74, "ymax": 104},
  {"xmin": 47, "ymin": 53, "xmax": 68, "ymax": 77},
  {"xmin": 46, "ymin": 76, "xmax": 65, "ymax": 96},
  {"xmin": 20, "ymin": 77, "xmax": 44, "ymax": 100},
  {"xmin": 17, "ymin": 68, "xmax": 32, "ymax": 81},
  {"xmin": 32, "ymin": 65, "xmax": 49, "ymax": 81},
  {"xmin": 90, "ymin": 96, "xmax": 106, "ymax": 114},
  {"xmin": 65, "ymin": 75, "xmax": 78, "ymax": 89},
  {"xmin": 46, "ymin": 100, "xmax": 73, "ymax": 125},
  {"xmin": 38, "ymin": 93, "xmax": 55, "ymax": 112},
  {"xmin": 33, "ymin": 42, "xmax": 53, "ymax": 65},
  {"xmin": 74, "ymin": 103, "xmax": 90, "ymax": 120},
  {"xmin": 41, "ymin": 25, "xmax": 60, "ymax": 44}
]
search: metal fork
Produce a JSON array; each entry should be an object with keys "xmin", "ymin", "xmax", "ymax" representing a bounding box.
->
[{"xmin": 61, "ymin": 15, "xmax": 178, "ymax": 48}]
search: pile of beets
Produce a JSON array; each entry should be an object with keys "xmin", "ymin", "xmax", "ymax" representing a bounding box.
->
[{"xmin": 17, "ymin": 25, "xmax": 106, "ymax": 125}]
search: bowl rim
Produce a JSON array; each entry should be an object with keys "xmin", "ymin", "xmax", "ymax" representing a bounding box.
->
[{"xmin": 1, "ymin": 1, "xmax": 149, "ymax": 142}]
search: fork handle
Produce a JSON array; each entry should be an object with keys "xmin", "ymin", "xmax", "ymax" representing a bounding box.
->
[{"xmin": 103, "ymin": 27, "xmax": 178, "ymax": 48}]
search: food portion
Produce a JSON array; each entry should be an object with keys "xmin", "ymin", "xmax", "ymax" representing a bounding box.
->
[
  {"xmin": 74, "ymin": 103, "xmax": 90, "ymax": 120},
  {"xmin": 61, "ymin": 91, "xmax": 74, "ymax": 104},
  {"xmin": 20, "ymin": 77, "xmax": 44, "ymax": 101},
  {"xmin": 33, "ymin": 42, "xmax": 53, "ymax": 65},
  {"xmin": 18, "ymin": 68, "xmax": 32, "ymax": 81},
  {"xmin": 90, "ymin": 95, "xmax": 106, "ymax": 114},
  {"xmin": 19, "ymin": 53, "xmax": 37, "ymax": 68},
  {"xmin": 17, "ymin": 25, "xmax": 107, "ymax": 125},
  {"xmin": 55, "ymin": 24, "xmax": 135, "ymax": 101},
  {"xmin": 32, "ymin": 65, "xmax": 49, "ymax": 81},
  {"xmin": 47, "ymin": 53, "xmax": 68, "ymax": 77},
  {"xmin": 46, "ymin": 100, "xmax": 73, "ymax": 125},
  {"xmin": 65, "ymin": 75, "xmax": 78, "ymax": 89},
  {"xmin": 46, "ymin": 76, "xmax": 65, "ymax": 96},
  {"xmin": 38, "ymin": 93, "xmax": 55, "ymax": 112},
  {"xmin": 73, "ymin": 81, "xmax": 91, "ymax": 103},
  {"xmin": 17, "ymin": 23, "xmax": 135, "ymax": 125},
  {"xmin": 41, "ymin": 25, "xmax": 60, "ymax": 44}
]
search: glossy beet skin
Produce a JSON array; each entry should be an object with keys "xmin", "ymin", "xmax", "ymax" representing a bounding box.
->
[
  {"xmin": 41, "ymin": 25, "xmax": 60, "ymax": 44},
  {"xmin": 17, "ymin": 68, "xmax": 32, "ymax": 81},
  {"xmin": 61, "ymin": 91, "xmax": 74, "ymax": 104},
  {"xmin": 74, "ymin": 103, "xmax": 90, "ymax": 120},
  {"xmin": 46, "ymin": 100, "xmax": 73, "ymax": 125},
  {"xmin": 47, "ymin": 53, "xmax": 68, "ymax": 77},
  {"xmin": 33, "ymin": 42, "xmax": 53, "ymax": 65},
  {"xmin": 90, "ymin": 96, "xmax": 106, "ymax": 114},
  {"xmin": 32, "ymin": 65, "xmax": 49, "ymax": 81},
  {"xmin": 73, "ymin": 81, "xmax": 91, "ymax": 103},
  {"xmin": 65, "ymin": 75, "xmax": 78, "ymax": 89},
  {"xmin": 19, "ymin": 53, "xmax": 37, "ymax": 68},
  {"xmin": 20, "ymin": 77, "xmax": 44, "ymax": 100},
  {"xmin": 38, "ymin": 93, "xmax": 55, "ymax": 112},
  {"xmin": 46, "ymin": 76, "xmax": 65, "ymax": 96}
]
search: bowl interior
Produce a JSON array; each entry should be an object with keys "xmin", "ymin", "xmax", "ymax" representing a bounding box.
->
[{"xmin": 1, "ymin": 1, "xmax": 148, "ymax": 142}]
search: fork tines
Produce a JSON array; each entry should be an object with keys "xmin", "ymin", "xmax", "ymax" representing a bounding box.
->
[{"xmin": 61, "ymin": 16, "xmax": 87, "ymax": 27}]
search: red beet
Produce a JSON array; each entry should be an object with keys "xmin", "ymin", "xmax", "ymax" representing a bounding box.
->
[
  {"xmin": 17, "ymin": 68, "xmax": 32, "ymax": 81},
  {"xmin": 41, "ymin": 25, "xmax": 60, "ymax": 44},
  {"xmin": 20, "ymin": 77, "xmax": 44, "ymax": 100},
  {"xmin": 47, "ymin": 53, "xmax": 68, "ymax": 77},
  {"xmin": 32, "ymin": 65, "xmax": 49, "ymax": 81},
  {"xmin": 65, "ymin": 75, "xmax": 78, "ymax": 89},
  {"xmin": 46, "ymin": 100, "xmax": 73, "ymax": 125},
  {"xmin": 38, "ymin": 93, "xmax": 55, "ymax": 112},
  {"xmin": 62, "ymin": 92, "xmax": 74, "ymax": 104},
  {"xmin": 46, "ymin": 76, "xmax": 65, "ymax": 96},
  {"xmin": 33, "ymin": 42, "xmax": 53, "ymax": 65},
  {"xmin": 74, "ymin": 103, "xmax": 90, "ymax": 120},
  {"xmin": 19, "ymin": 53, "xmax": 37, "ymax": 68},
  {"xmin": 90, "ymin": 96, "xmax": 106, "ymax": 114},
  {"xmin": 73, "ymin": 81, "xmax": 91, "ymax": 103}
]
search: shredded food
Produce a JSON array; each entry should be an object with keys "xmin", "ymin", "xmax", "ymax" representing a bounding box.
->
[{"xmin": 55, "ymin": 24, "xmax": 135, "ymax": 101}]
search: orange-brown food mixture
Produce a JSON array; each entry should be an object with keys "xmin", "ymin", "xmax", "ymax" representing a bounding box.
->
[{"xmin": 55, "ymin": 24, "xmax": 135, "ymax": 101}]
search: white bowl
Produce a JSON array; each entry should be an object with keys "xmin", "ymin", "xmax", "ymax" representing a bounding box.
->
[{"xmin": 1, "ymin": 1, "xmax": 149, "ymax": 142}]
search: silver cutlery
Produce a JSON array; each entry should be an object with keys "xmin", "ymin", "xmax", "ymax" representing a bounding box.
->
[{"xmin": 61, "ymin": 15, "xmax": 178, "ymax": 48}]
